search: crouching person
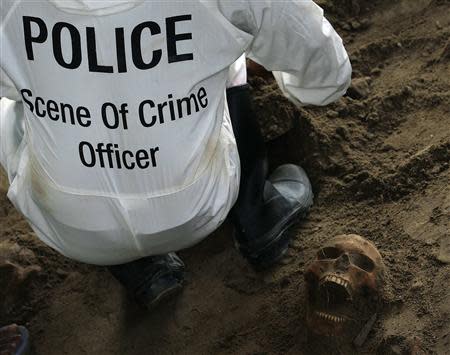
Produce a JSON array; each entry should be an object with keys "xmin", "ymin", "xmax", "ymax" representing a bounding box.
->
[{"xmin": 0, "ymin": 0, "xmax": 351, "ymax": 310}]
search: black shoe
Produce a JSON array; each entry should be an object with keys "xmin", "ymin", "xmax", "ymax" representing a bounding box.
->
[
  {"xmin": 108, "ymin": 253, "xmax": 185, "ymax": 310},
  {"xmin": 235, "ymin": 164, "xmax": 313, "ymax": 269}
]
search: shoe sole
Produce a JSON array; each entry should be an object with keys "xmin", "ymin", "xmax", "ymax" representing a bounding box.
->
[{"xmin": 142, "ymin": 282, "xmax": 184, "ymax": 311}]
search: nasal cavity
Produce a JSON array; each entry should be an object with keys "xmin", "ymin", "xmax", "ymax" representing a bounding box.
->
[{"xmin": 336, "ymin": 253, "xmax": 350, "ymax": 268}]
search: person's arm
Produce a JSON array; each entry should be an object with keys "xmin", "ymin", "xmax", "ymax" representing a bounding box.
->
[
  {"xmin": 0, "ymin": 66, "xmax": 22, "ymax": 180},
  {"xmin": 221, "ymin": 0, "xmax": 352, "ymax": 106},
  {"xmin": 0, "ymin": 67, "xmax": 20, "ymax": 101}
]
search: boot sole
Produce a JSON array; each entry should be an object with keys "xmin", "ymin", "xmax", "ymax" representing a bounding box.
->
[{"xmin": 141, "ymin": 281, "xmax": 184, "ymax": 311}]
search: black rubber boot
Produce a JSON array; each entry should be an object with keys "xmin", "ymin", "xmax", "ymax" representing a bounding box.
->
[
  {"xmin": 235, "ymin": 164, "xmax": 313, "ymax": 268},
  {"xmin": 108, "ymin": 253, "xmax": 185, "ymax": 310},
  {"xmin": 227, "ymin": 84, "xmax": 313, "ymax": 269}
]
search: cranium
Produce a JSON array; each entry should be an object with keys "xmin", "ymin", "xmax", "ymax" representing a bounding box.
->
[{"xmin": 304, "ymin": 234, "xmax": 384, "ymax": 342}]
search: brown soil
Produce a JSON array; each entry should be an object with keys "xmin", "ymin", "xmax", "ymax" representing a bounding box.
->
[{"xmin": 1, "ymin": 0, "xmax": 449, "ymax": 354}]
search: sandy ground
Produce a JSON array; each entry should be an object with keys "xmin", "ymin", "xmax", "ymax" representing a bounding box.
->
[{"xmin": 1, "ymin": 0, "xmax": 449, "ymax": 354}]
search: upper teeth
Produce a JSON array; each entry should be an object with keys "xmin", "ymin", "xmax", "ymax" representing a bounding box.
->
[
  {"xmin": 315, "ymin": 311, "xmax": 346, "ymax": 323},
  {"xmin": 321, "ymin": 275, "xmax": 351, "ymax": 291}
]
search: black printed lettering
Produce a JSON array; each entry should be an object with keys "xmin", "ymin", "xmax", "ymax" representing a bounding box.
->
[
  {"xmin": 166, "ymin": 15, "xmax": 193, "ymax": 63},
  {"xmin": 86, "ymin": 27, "xmax": 114, "ymax": 73},
  {"xmin": 131, "ymin": 21, "xmax": 162, "ymax": 70},
  {"xmin": 52, "ymin": 22, "xmax": 82, "ymax": 69},
  {"xmin": 79, "ymin": 141, "xmax": 96, "ymax": 168},
  {"xmin": 23, "ymin": 16, "xmax": 48, "ymax": 60},
  {"xmin": 23, "ymin": 15, "xmax": 194, "ymax": 72}
]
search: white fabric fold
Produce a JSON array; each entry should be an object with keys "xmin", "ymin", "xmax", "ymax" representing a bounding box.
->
[{"xmin": 0, "ymin": 0, "xmax": 351, "ymax": 264}]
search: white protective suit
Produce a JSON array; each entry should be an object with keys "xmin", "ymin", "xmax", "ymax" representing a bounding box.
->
[{"xmin": 0, "ymin": 0, "xmax": 351, "ymax": 265}]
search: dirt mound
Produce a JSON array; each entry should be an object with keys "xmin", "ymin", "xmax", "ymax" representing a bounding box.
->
[{"xmin": 1, "ymin": 0, "xmax": 449, "ymax": 354}]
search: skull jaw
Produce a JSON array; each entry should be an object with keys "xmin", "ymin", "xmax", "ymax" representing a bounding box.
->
[
  {"xmin": 306, "ymin": 272, "xmax": 376, "ymax": 341},
  {"xmin": 306, "ymin": 308, "xmax": 372, "ymax": 339},
  {"xmin": 306, "ymin": 310, "xmax": 348, "ymax": 337}
]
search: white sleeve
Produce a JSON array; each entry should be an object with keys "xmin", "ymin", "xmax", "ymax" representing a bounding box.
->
[
  {"xmin": 0, "ymin": 67, "xmax": 22, "ymax": 180},
  {"xmin": 1, "ymin": 67, "xmax": 20, "ymax": 102},
  {"xmin": 220, "ymin": 0, "xmax": 352, "ymax": 106}
]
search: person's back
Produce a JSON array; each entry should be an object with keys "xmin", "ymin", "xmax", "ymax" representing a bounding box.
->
[
  {"xmin": 1, "ymin": 0, "xmax": 253, "ymax": 264},
  {"xmin": 1, "ymin": 0, "xmax": 351, "ymax": 302}
]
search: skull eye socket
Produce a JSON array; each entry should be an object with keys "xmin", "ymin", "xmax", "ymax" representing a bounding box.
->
[
  {"xmin": 317, "ymin": 247, "xmax": 341, "ymax": 260},
  {"xmin": 349, "ymin": 253, "xmax": 375, "ymax": 272}
]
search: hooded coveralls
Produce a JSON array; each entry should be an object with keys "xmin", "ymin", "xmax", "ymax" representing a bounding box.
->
[{"xmin": 0, "ymin": 0, "xmax": 351, "ymax": 265}]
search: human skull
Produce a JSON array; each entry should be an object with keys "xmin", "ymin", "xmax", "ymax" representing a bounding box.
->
[{"xmin": 304, "ymin": 234, "xmax": 384, "ymax": 341}]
